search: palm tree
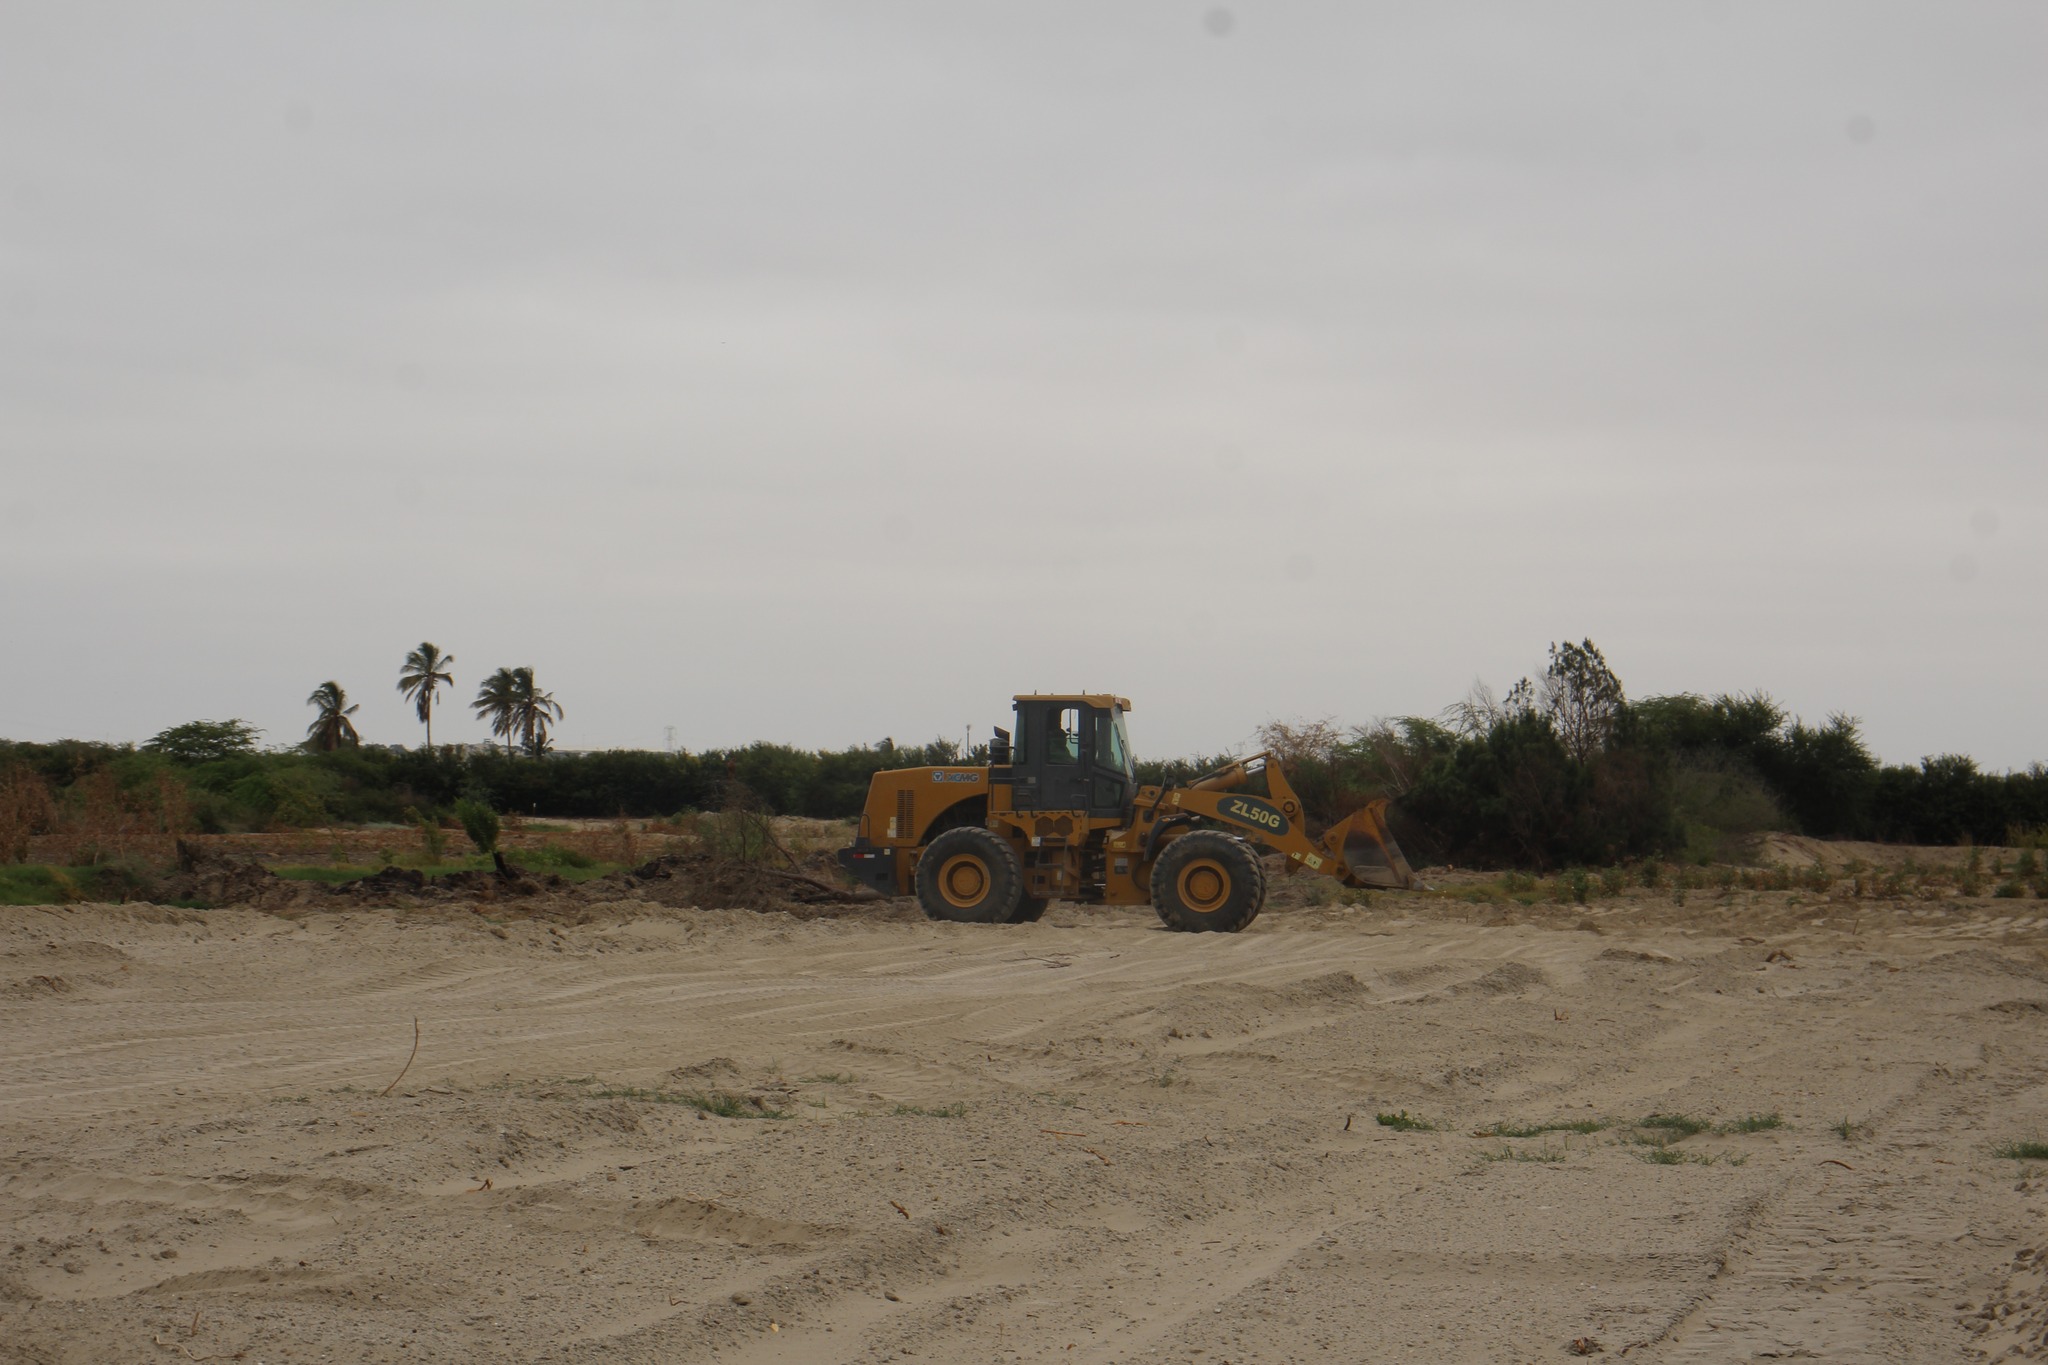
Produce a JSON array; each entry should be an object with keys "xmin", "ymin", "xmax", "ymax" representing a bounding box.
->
[
  {"xmin": 472, "ymin": 666, "xmax": 563, "ymax": 758},
  {"xmin": 513, "ymin": 669, "xmax": 564, "ymax": 758},
  {"xmin": 472, "ymin": 667, "xmax": 520, "ymax": 755},
  {"xmin": 397, "ymin": 642, "xmax": 455, "ymax": 750},
  {"xmin": 304, "ymin": 681, "xmax": 361, "ymax": 751}
]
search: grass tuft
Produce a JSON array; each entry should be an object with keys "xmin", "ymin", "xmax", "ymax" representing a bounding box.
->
[
  {"xmin": 1638, "ymin": 1147, "xmax": 1744, "ymax": 1167},
  {"xmin": 1477, "ymin": 1144, "xmax": 1574, "ymax": 1164},
  {"xmin": 1481, "ymin": 1118, "xmax": 1608, "ymax": 1138},
  {"xmin": 1721, "ymin": 1112, "xmax": 1785, "ymax": 1134},
  {"xmin": 592, "ymin": 1085, "xmax": 790, "ymax": 1120},
  {"xmin": 1636, "ymin": 1114, "xmax": 1710, "ymax": 1138},
  {"xmin": 1993, "ymin": 1141, "xmax": 2048, "ymax": 1161},
  {"xmin": 890, "ymin": 1103, "xmax": 967, "ymax": 1118},
  {"xmin": 1375, "ymin": 1110, "xmax": 1436, "ymax": 1132}
]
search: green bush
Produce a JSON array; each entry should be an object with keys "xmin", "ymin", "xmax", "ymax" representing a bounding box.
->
[
  {"xmin": 403, "ymin": 805, "xmax": 445, "ymax": 862},
  {"xmin": 454, "ymin": 798, "xmax": 500, "ymax": 854},
  {"xmin": 525, "ymin": 842, "xmax": 597, "ymax": 869}
]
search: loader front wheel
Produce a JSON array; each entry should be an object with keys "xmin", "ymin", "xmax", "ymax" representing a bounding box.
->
[
  {"xmin": 916, "ymin": 828, "xmax": 1027, "ymax": 924},
  {"xmin": 1150, "ymin": 832, "xmax": 1265, "ymax": 933}
]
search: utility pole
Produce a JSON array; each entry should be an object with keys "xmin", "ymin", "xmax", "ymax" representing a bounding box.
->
[{"xmin": 663, "ymin": 725, "xmax": 676, "ymax": 754}]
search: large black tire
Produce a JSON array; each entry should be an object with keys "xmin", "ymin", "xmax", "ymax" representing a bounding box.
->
[
  {"xmin": 915, "ymin": 827, "xmax": 1027, "ymax": 924},
  {"xmin": 1013, "ymin": 895, "xmax": 1050, "ymax": 923},
  {"xmin": 1150, "ymin": 831, "xmax": 1266, "ymax": 933}
]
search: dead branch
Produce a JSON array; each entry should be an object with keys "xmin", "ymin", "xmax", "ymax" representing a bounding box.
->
[
  {"xmin": 380, "ymin": 1017, "xmax": 421, "ymax": 1097},
  {"xmin": 749, "ymin": 866, "xmax": 872, "ymax": 903}
]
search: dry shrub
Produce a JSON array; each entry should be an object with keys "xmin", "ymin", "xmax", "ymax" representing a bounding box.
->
[
  {"xmin": 38, "ymin": 769, "xmax": 193, "ymax": 867},
  {"xmin": 0, "ymin": 765, "xmax": 55, "ymax": 863},
  {"xmin": 698, "ymin": 784, "xmax": 789, "ymax": 866}
]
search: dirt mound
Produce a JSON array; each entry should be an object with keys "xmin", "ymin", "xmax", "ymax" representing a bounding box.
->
[
  {"xmin": 1454, "ymin": 961, "xmax": 1552, "ymax": 995},
  {"xmin": 615, "ymin": 852, "xmax": 877, "ymax": 917},
  {"xmin": 144, "ymin": 842, "xmax": 889, "ymax": 920},
  {"xmin": 159, "ymin": 841, "xmax": 312, "ymax": 911},
  {"xmin": 328, "ymin": 853, "xmax": 553, "ymax": 903}
]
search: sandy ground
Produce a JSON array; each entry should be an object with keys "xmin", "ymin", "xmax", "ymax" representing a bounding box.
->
[{"xmin": 4, "ymin": 884, "xmax": 2047, "ymax": 1364}]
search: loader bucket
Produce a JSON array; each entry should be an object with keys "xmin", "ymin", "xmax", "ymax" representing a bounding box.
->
[{"xmin": 1319, "ymin": 799, "xmax": 1418, "ymax": 890}]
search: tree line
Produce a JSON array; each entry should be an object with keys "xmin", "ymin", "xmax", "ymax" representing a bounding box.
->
[
  {"xmin": 3, "ymin": 639, "xmax": 2044, "ymax": 866},
  {"xmin": 1266, "ymin": 641, "xmax": 2048, "ymax": 866}
]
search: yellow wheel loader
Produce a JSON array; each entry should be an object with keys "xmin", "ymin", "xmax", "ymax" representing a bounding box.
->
[{"xmin": 836, "ymin": 694, "xmax": 1418, "ymax": 932}]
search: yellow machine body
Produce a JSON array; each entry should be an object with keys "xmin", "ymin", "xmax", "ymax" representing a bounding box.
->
[{"xmin": 836, "ymin": 695, "xmax": 1417, "ymax": 932}]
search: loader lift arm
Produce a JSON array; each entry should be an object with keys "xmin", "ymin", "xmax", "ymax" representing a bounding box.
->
[{"xmin": 1131, "ymin": 752, "xmax": 1416, "ymax": 890}]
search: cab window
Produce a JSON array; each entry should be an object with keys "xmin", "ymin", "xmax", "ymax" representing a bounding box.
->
[
  {"xmin": 1095, "ymin": 710, "xmax": 1132, "ymax": 776},
  {"xmin": 1047, "ymin": 707, "xmax": 1080, "ymax": 764}
]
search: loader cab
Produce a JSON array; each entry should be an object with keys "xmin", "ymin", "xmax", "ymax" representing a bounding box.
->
[{"xmin": 1004, "ymin": 694, "xmax": 1136, "ymax": 818}]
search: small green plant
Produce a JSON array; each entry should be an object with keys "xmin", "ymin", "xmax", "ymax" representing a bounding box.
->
[
  {"xmin": 1598, "ymin": 866, "xmax": 1627, "ymax": 898},
  {"xmin": 1477, "ymin": 1144, "xmax": 1573, "ymax": 1164},
  {"xmin": 2017, "ymin": 847, "xmax": 2041, "ymax": 879},
  {"xmin": 403, "ymin": 806, "xmax": 446, "ymax": 862},
  {"xmin": 454, "ymin": 798, "xmax": 500, "ymax": 855},
  {"xmin": 1721, "ymin": 1112, "xmax": 1784, "ymax": 1133},
  {"xmin": 800, "ymin": 1073, "xmax": 856, "ymax": 1085},
  {"xmin": 592, "ymin": 1085, "xmax": 789, "ymax": 1120},
  {"xmin": 1993, "ymin": 1141, "xmax": 2048, "ymax": 1160},
  {"xmin": 1376, "ymin": 1110, "xmax": 1435, "ymax": 1131},
  {"xmin": 1154, "ymin": 1069, "xmax": 1178, "ymax": 1087},
  {"xmin": 1960, "ymin": 847, "xmax": 1985, "ymax": 897},
  {"xmin": 1994, "ymin": 879, "xmax": 2026, "ymax": 899},
  {"xmin": 891, "ymin": 1103, "xmax": 967, "ymax": 1118},
  {"xmin": 1555, "ymin": 869, "xmax": 1591, "ymax": 906},
  {"xmin": 525, "ymin": 842, "xmax": 598, "ymax": 869},
  {"xmin": 1635, "ymin": 1114, "xmax": 1710, "ymax": 1143},
  {"xmin": 1637, "ymin": 860, "xmax": 1665, "ymax": 889},
  {"xmin": 1834, "ymin": 1117, "xmax": 1857, "ymax": 1140},
  {"xmin": 1480, "ymin": 1118, "xmax": 1608, "ymax": 1138},
  {"xmin": 1638, "ymin": 1147, "xmax": 1744, "ymax": 1167},
  {"xmin": 1498, "ymin": 870, "xmax": 1538, "ymax": 895}
]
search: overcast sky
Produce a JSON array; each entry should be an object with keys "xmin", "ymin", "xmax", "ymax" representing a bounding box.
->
[{"xmin": 3, "ymin": 3, "xmax": 2044, "ymax": 768}]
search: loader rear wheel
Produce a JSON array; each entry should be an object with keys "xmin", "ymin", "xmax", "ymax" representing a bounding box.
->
[
  {"xmin": 916, "ymin": 828, "xmax": 1027, "ymax": 925},
  {"xmin": 1150, "ymin": 832, "xmax": 1266, "ymax": 933}
]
